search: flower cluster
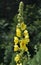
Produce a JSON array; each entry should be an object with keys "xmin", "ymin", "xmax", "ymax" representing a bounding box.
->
[
  {"xmin": 13, "ymin": 1, "xmax": 30, "ymax": 65},
  {"xmin": 14, "ymin": 22, "xmax": 30, "ymax": 52}
]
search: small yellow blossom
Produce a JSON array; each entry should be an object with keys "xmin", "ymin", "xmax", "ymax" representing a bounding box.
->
[
  {"xmin": 14, "ymin": 45, "xmax": 19, "ymax": 51},
  {"xmin": 17, "ymin": 63, "xmax": 20, "ymax": 65},
  {"xmin": 16, "ymin": 28, "xmax": 21, "ymax": 37},
  {"xmin": 24, "ymin": 38, "xmax": 30, "ymax": 44},
  {"xmin": 25, "ymin": 38, "xmax": 30, "ymax": 43},
  {"xmin": 20, "ymin": 63, "xmax": 22, "ymax": 65},
  {"xmin": 25, "ymin": 34, "xmax": 29, "ymax": 39},
  {"xmin": 21, "ymin": 22, "xmax": 26, "ymax": 30},
  {"xmin": 14, "ymin": 36, "xmax": 19, "ymax": 44},
  {"xmin": 24, "ymin": 30, "xmax": 28, "ymax": 36},
  {"xmin": 23, "ymin": 30, "xmax": 29, "ymax": 39},
  {"xmin": 17, "ymin": 63, "xmax": 22, "ymax": 65},
  {"xmin": 14, "ymin": 54, "xmax": 20, "ymax": 63},
  {"xmin": 20, "ymin": 39, "xmax": 27, "ymax": 51}
]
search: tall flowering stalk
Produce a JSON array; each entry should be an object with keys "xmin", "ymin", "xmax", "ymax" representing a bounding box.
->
[{"xmin": 13, "ymin": 1, "xmax": 30, "ymax": 65}]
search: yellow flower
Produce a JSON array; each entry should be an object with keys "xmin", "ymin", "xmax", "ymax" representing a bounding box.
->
[
  {"xmin": 24, "ymin": 30, "xmax": 28, "ymax": 35},
  {"xmin": 14, "ymin": 54, "xmax": 20, "ymax": 63},
  {"xmin": 16, "ymin": 28, "xmax": 21, "ymax": 37},
  {"xmin": 17, "ymin": 63, "xmax": 20, "ymax": 65},
  {"xmin": 20, "ymin": 39, "xmax": 27, "ymax": 51},
  {"xmin": 23, "ymin": 30, "xmax": 29, "ymax": 38},
  {"xmin": 14, "ymin": 45, "xmax": 19, "ymax": 51},
  {"xmin": 14, "ymin": 36, "xmax": 19, "ymax": 44},
  {"xmin": 25, "ymin": 34, "xmax": 29, "ymax": 38},
  {"xmin": 24, "ymin": 38, "xmax": 30, "ymax": 44},
  {"xmin": 17, "ymin": 63, "xmax": 22, "ymax": 65},
  {"xmin": 21, "ymin": 22, "xmax": 26, "ymax": 30}
]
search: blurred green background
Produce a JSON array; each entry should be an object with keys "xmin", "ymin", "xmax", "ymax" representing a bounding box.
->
[{"xmin": 0, "ymin": 0, "xmax": 41, "ymax": 65}]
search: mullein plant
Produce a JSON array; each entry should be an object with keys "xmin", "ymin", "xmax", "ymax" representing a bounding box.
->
[{"xmin": 13, "ymin": 2, "xmax": 30, "ymax": 65}]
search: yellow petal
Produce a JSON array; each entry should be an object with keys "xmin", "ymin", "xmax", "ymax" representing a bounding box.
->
[
  {"xmin": 24, "ymin": 38, "xmax": 30, "ymax": 44},
  {"xmin": 21, "ymin": 22, "xmax": 26, "ymax": 30},
  {"xmin": 17, "ymin": 63, "xmax": 20, "ymax": 65},
  {"xmin": 14, "ymin": 36, "xmax": 19, "ymax": 44},
  {"xmin": 14, "ymin": 45, "xmax": 19, "ymax": 51},
  {"xmin": 20, "ymin": 63, "xmax": 22, "ymax": 65},
  {"xmin": 17, "ymin": 63, "xmax": 22, "ymax": 65},
  {"xmin": 25, "ymin": 34, "xmax": 29, "ymax": 39},
  {"xmin": 14, "ymin": 54, "xmax": 20, "ymax": 62},
  {"xmin": 24, "ymin": 30, "xmax": 28, "ymax": 36},
  {"xmin": 16, "ymin": 28, "xmax": 21, "ymax": 37},
  {"xmin": 20, "ymin": 39, "xmax": 26, "ymax": 50}
]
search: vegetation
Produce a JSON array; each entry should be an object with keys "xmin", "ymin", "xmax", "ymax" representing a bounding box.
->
[{"xmin": 0, "ymin": 0, "xmax": 41, "ymax": 65}]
